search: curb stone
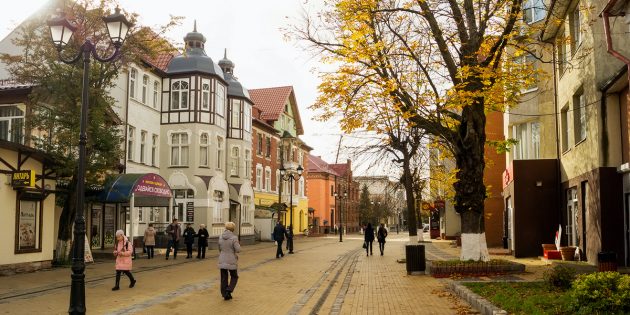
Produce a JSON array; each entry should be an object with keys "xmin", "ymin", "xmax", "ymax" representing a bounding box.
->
[{"xmin": 446, "ymin": 280, "xmax": 507, "ymax": 315}]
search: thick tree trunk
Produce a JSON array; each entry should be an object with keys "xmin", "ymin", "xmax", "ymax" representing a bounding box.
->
[
  {"xmin": 402, "ymin": 159, "xmax": 418, "ymax": 237},
  {"xmin": 454, "ymin": 92, "xmax": 490, "ymax": 261},
  {"xmin": 55, "ymin": 175, "xmax": 77, "ymax": 263}
]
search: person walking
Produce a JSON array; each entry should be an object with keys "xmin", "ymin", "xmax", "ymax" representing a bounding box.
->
[
  {"xmin": 143, "ymin": 223, "xmax": 156, "ymax": 259},
  {"xmin": 183, "ymin": 223, "xmax": 196, "ymax": 259},
  {"xmin": 112, "ymin": 230, "xmax": 136, "ymax": 291},
  {"xmin": 364, "ymin": 223, "xmax": 375, "ymax": 256},
  {"xmin": 197, "ymin": 224, "xmax": 209, "ymax": 259},
  {"xmin": 377, "ymin": 223, "xmax": 388, "ymax": 256},
  {"xmin": 218, "ymin": 222, "xmax": 241, "ymax": 300},
  {"xmin": 273, "ymin": 221, "xmax": 288, "ymax": 258},
  {"xmin": 286, "ymin": 225, "xmax": 294, "ymax": 254},
  {"xmin": 165, "ymin": 218, "xmax": 181, "ymax": 260}
]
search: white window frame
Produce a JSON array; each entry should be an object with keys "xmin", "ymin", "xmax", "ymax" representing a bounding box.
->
[
  {"xmin": 256, "ymin": 165, "xmax": 263, "ymax": 190},
  {"xmin": 244, "ymin": 104, "xmax": 251, "ymax": 133},
  {"xmin": 129, "ymin": 68, "xmax": 137, "ymax": 99},
  {"xmin": 523, "ymin": 0, "xmax": 545, "ymax": 24},
  {"xmin": 200, "ymin": 132, "xmax": 209, "ymax": 167},
  {"xmin": 202, "ymin": 80, "xmax": 210, "ymax": 110},
  {"xmin": 127, "ymin": 126, "xmax": 135, "ymax": 161},
  {"xmin": 561, "ymin": 105, "xmax": 569, "ymax": 152},
  {"xmin": 216, "ymin": 84, "xmax": 225, "ymax": 116},
  {"xmin": 217, "ymin": 136, "xmax": 224, "ymax": 170},
  {"xmin": 570, "ymin": 3, "xmax": 581, "ymax": 55},
  {"xmin": 573, "ymin": 90, "xmax": 586, "ymax": 144},
  {"xmin": 298, "ymin": 177, "xmax": 305, "ymax": 197},
  {"xmin": 140, "ymin": 130, "xmax": 147, "ymax": 164},
  {"xmin": 151, "ymin": 134, "xmax": 158, "ymax": 166},
  {"xmin": 567, "ymin": 187, "xmax": 578, "ymax": 247},
  {"xmin": 213, "ymin": 190, "xmax": 224, "ymax": 223},
  {"xmin": 230, "ymin": 146, "xmax": 240, "ymax": 177},
  {"xmin": 512, "ymin": 121, "xmax": 540, "ymax": 160},
  {"xmin": 265, "ymin": 167, "xmax": 271, "ymax": 192},
  {"xmin": 244, "ymin": 150, "xmax": 251, "ymax": 179},
  {"xmin": 171, "ymin": 79, "xmax": 189, "ymax": 110},
  {"xmin": 170, "ymin": 132, "xmax": 189, "ymax": 166},
  {"xmin": 153, "ymin": 81, "xmax": 160, "ymax": 108},
  {"xmin": 142, "ymin": 75, "xmax": 149, "ymax": 104},
  {"xmin": 0, "ymin": 105, "xmax": 25, "ymax": 144}
]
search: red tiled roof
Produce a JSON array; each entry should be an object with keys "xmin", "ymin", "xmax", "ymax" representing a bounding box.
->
[
  {"xmin": 248, "ymin": 86, "xmax": 293, "ymax": 121},
  {"xmin": 329, "ymin": 164, "xmax": 349, "ymax": 176},
  {"xmin": 307, "ymin": 154, "xmax": 340, "ymax": 176},
  {"xmin": 143, "ymin": 52, "xmax": 179, "ymax": 72}
]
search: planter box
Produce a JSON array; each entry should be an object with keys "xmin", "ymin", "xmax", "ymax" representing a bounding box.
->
[{"xmin": 429, "ymin": 260, "xmax": 526, "ymax": 278}]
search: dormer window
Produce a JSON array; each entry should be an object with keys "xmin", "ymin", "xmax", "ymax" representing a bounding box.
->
[{"xmin": 171, "ymin": 80, "xmax": 189, "ymax": 110}]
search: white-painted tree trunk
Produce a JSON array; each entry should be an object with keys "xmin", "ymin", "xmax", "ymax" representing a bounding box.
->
[
  {"xmin": 417, "ymin": 229, "xmax": 424, "ymax": 242},
  {"xmin": 460, "ymin": 232, "xmax": 490, "ymax": 261}
]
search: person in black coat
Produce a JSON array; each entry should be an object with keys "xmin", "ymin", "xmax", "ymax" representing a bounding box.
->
[
  {"xmin": 286, "ymin": 225, "xmax": 294, "ymax": 254},
  {"xmin": 364, "ymin": 223, "xmax": 375, "ymax": 256},
  {"xmin": 183, "ymin": 223, "xmax": 196, "ymax": 259},
  {"xmin": 273, "ymin": 221, "xmax": 289, "ymax": 258},
  {"xmin": 377, "ymin": 223, "xmax": 388, "ymax": 256},
  {"xmin": 197, "ymin": 224, "xmax": 209, "ymax": 259}
]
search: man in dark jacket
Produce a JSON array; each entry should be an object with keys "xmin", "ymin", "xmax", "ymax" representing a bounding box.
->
[
  {"xmin": 197, "ymin": 224, "xmax": 209, "ymax": 259},
  {"xmin": 364, "ymin": 223, "xmax": 375, "ymax": 256},
  {"xmin": 273, "ymin": 221, "xmax": 289, "ymax": 258},
  {"xmin": 286, "ymin": 226, "xmax": 294, "ymax": 254},
  {"xmin": 183, "ymin": 223, "xmax": 196, "ymax": 259},
  {"xmin": 166, "ymin": 218, "xmax": 181, "ymax": 260}
]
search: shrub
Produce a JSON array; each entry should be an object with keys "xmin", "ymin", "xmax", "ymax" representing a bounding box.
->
[
  {"xmin": 570, "ymin": 272, "xmax": 630, "ymax": 314},
  {"xmin": 543, "ymin": 265, "xmax": 576, "ymax": 290}
]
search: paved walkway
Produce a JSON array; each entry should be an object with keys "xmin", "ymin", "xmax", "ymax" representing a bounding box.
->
[{"xmin": 0, "ymin": 233, "xmax": 474, "ymax": 314}]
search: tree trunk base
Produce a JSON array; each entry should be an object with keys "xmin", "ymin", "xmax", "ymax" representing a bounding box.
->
[
  {"xmin": 55, "ymin": 239, "xmax": 72, "ymax": 264},
  {"xmin": 417, "ymin": 229, "xmax": 424, "ymax": 242},
  {"xmin": 460, "ymin": 233, "xmax": 490, "ymax": 261}
]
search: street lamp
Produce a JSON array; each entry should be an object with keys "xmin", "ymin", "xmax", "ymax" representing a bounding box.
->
[
  {"xmin": 334, "ymin": 190, "xmax": 347, "ymax": 242},
  {"xmin": 47, "ymin": 7, "xmax": 131, "ymax": 315},
  {"xmin": 279, "ymin": 164, "xmax": 303, "ymax": 254}
]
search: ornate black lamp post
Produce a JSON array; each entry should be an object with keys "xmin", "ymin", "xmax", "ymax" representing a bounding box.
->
[
  {"xmin": 47, "ymin": 7, "xmax": 131, "ymax": 315},
  {"xmin": 279, "ymin": 164, "xmax": 303, "ymax": 253},
  {"xmin": 334, "ymin": 190, "xmax": 347, "ymax": 242}
]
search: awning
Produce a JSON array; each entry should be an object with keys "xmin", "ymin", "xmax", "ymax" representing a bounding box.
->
[{"xmin": 98, "ymin": 173, "xmax": 173, "ymax": 203}]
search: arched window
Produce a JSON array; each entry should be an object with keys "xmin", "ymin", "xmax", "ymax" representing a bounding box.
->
[{"xmin": 171, "ymin": 80, "xmax": 189, "ymax": 110}]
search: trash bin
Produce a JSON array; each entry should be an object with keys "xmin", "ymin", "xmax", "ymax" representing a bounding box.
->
[
  {"xmin": 405, "ymin": 244, "xmax": 426, "ymax": 274},
  {"xmin": 598, "ymin": 252, "xmax": 618, "ymax": 272}
]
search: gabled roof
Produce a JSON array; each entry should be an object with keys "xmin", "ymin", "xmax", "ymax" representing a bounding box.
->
[
  {"xmin": 249, "ymin": 86, "xmax": 304, "ymax": 135},
  {"xmin": 307, "ymin": 154, "xmax": 340, "ymax": 176},
  {"xmin": 329, "ymin": 164, "xmax": 349, "ymax": 176},
  {"xmin": 143, "ymin": 52, "xmax": 178, "ymax": 72}
]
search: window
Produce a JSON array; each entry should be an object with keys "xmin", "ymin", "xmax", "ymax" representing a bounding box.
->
[
  {"xmin": 217, "ymin": 136, "xmax": 224, "ymax": 170},
  {"xmin": 242, "ymin": 196, "xmax": 251, "ymax": 223},
  {"xmin": 213, "ymin": 190, "xmax": 224, "ymax": 223},
  {"xmin": 231, "ymin": 100, "xmax": 241, "ymax": 128},
  {"xmin": 265, "ymin": 168, "xmax": 271, "ymax": 191},
  {"xmin": 140, "ymin": 130, "xmax": 147, "ymax": 164},
  {"xmin": 523, "ymin": 0, "xmax": 545, "ymax": 24},
  {"xmin": 151, "ymin": 134, "xmax": 158, "ymax": 166},
  {"xmin": 127, "ymin": 126, "xmax": 135, "ymax": 161},
  {"xmin": 516, "ymin": 54, "xmax": 538, "ymax": 92},
  {"xmin": 216, "ymin": 84, "xmax": 225, "ymax": 116},
  {"xmin": 129, "ymin": 68, "xmax": 137, "ymax": 99},
  {"xmin": 171, "ymin": 80, "xmax": 189, "ymax": 110},
  {"xmin": 257, "ymin": 134, "xmax": 263, "ymax": 155},
  {"xmin": 230, "ymin": 147, "xmax": 240, "ymax": 176},
  {"xmin": 153, "ymin": 81, "xmax": 159, "ymax": 108},
  {"xmin": 561, "ymin": 105, "xmax": 569, "ymax": 152},
  {"xmin": 266, "ymin": 137, "xmax": 271, "ymax": 158},
  {"xmin": 573, "ymin": 90, "xmax": 586, "ymax": 143},
  {"xmin": 570, "ymin": 4, "xmax": 581, "ymax": 54},
  {"xmin": 331, "ymin": 185, "xmax": 334, "ymax": 196},
  {"xmin": 170, "ymin": 133, "xmax": 189, "ymax": 166},
  {"xmin": 557, "ymin": 29, "xmax": 567, "ymax": 74},
  {"xmin": 298, "ymin": 177, "xmax": 305, "ymax": 197},
  {"xmin": 567, "ymin": 187, "xmax": 578, "ymax": 247},
  {"xmin": 512, "ymin": 121, "xmax": 540, "ymax": 160},
  {"xmin": 174, "ymin": 189, "xmax": 195, "ymax": 223},
  {"xmin": 142, "ymin": 75, "xmax": 148, "ymax": 104},
  {"xmin": 202, "ymin": 82, "xmax": 210, "ymax": 110},
  {"xmin": 200, "ymin": 132, "xmax": 209, "ymax": 167},
  {"xmin": 256, "ymin": 165, "xmax": 263, "ymax": 189},
  {"xmin": 16, "ymin": 200, "xmax": 41, "ymax": 252},
  {"xmin": 0, "ymin": 105, "xmax": 24, "ymax": 144},
  {"xmin": 244, "ymin": 150, "xmax": 251, "ymax": 179},
  {"xmin": 244, "ymin": 105, "xmax": 251, "ymax": 133}
]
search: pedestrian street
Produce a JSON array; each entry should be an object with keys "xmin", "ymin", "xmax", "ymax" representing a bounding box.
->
[{"xmin": 0, "ymin": 234, "xmax": 469, "ymax": 315}]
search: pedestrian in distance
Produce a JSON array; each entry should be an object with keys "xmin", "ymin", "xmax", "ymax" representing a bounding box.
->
[
  {"xmin": 112, "ymin": 230, "xmax": 136, "ymax": 291},
  {"xmin": 197, "ymin": 224, "xmax": 209, "ymax": 259},
  {"xmin": 183, "ymin": 223, "xmax": 196, "ymax": 259},
  {"xmin": 218, "ymin": 221, "xmax": 241, "ymax": 300},
  {"xmin": 364, "ymin": 223, "xmax": 375, "ymax": 256},
  {"xmin": 143, "ymin": 223, "xmax": 156, "ymax": 259},
  {"xmin": 377, "ymin": 223, "xmax": 388, "ymax": 256},
  {"xmin": 273, "ymin": 221, "xmax": 289, "ymax": 258},
  {"xmin": 286, "ymin": 225, "xmax": 294, "ymax": 254},
  {"xmin": 165, "ymin": 218, "xmax": 181, "ymax": 260}
]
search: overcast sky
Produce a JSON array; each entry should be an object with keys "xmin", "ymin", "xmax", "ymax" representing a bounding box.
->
[{"xmin": 0, "ymin": 0, "xmax": 379, "ymax": 173}]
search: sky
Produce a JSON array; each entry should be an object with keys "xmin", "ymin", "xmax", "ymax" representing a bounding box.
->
[{"xmin": 0, "ymin": 0, "xmax": 377, "ymax": 173}]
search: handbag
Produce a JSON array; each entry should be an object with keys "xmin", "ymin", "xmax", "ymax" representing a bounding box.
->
[{"xmin": 362, "ymin": 241, "xmax": 367, "ymax": 249}]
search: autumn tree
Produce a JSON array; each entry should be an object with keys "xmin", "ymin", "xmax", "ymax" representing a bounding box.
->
[
  {"xmin": 296, "ymin": 0, "xmax": 535, "ymax": 260},
  {"xmin": 1, "ymin": 0, "xmax": 179, "ymax": 261}
]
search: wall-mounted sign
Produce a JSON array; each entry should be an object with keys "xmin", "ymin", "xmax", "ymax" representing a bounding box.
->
[
  {"xmin": 186, "ymin": 202, "xmax": 194, "ymax": 222},
  {"xmin": 12, "ymin": 170, "xmax": 35, "ymax": 188},
  {"xmin": 133, "ymin": 174, "xmax": 172, "ymax": 198}
]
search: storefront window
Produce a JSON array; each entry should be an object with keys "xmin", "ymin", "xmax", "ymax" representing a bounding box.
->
[{"xmin": 16, "ymin": 200, "xmax": 40, "ymax": 252}]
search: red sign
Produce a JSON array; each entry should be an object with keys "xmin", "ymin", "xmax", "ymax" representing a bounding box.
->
[{"xmin": 133, "ymin": 174, "xmax": 172, "ymax": 198}]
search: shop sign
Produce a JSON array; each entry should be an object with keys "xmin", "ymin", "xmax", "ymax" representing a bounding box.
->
[
  {"xmin": 186, "ymin": 202, "xmax": 194, "ymax": 222},
  {"xmin": 133, "ymin": 174, "xmax": 172, "ymax": 198},
  {"xmin": 12, "ymin": 170, "xmax": 35, "ymax": 187}
]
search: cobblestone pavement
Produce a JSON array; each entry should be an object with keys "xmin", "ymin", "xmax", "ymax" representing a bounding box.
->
[{"xmin": 0, "ymin": 233, "xmax": 472, "ymax": 314}]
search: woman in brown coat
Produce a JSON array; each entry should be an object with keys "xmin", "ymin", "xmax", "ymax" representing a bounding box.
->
[{"xmin": 144, "ymin": 224, "xmax": 156, "ymax": 259}]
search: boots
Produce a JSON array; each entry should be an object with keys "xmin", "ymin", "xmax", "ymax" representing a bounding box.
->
[
  {"xmin": 126, "ymin": 271, "xmax": 136, "ymax": 288},
  {"xmin": 112, "ymin": 272, "xmax": 121, "ymax": 291}
]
